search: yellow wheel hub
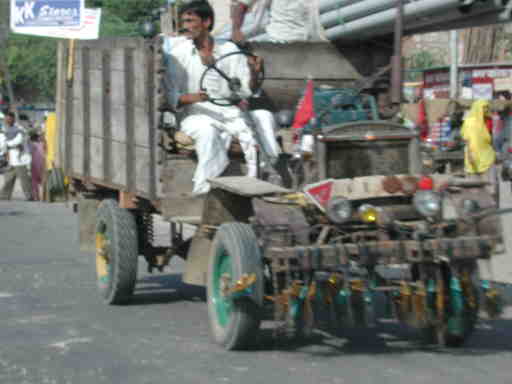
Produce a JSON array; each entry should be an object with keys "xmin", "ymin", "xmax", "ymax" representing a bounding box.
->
[{"xmin": 96, "ymin": 232, "xmax": 109, "ymax": 283}]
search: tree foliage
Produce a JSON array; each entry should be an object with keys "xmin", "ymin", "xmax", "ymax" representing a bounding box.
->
[
  {"xmin": 6, "ymin": 35, "xmax": 57, "ymax": 101},
  {"xmin": 404, "ymin": 50, "xmax": 444, "ymax": 82}
]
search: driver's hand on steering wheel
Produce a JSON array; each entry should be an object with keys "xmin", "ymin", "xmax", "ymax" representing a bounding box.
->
[
  {"xmin": 247, "ymin": 55, "xmax": 263, "ymax": 74},
  {"xmin": 178, "ymin": 92, "xmax": 209, "ymax": 106}
]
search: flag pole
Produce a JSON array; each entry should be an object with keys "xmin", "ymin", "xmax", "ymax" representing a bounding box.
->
[{"xmin": 67, "ymin": 39, "xmax": 76, "ymax": 82}]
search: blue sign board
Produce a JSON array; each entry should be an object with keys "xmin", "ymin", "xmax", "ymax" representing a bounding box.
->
[{"xmin": 11, "ymin": 0, "xmax": 84, "ymax": 28}]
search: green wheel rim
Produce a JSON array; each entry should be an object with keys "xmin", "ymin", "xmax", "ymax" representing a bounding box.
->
[{"xmin": 212, "ymin": 248, "xmax": 233, "ymax": 327}]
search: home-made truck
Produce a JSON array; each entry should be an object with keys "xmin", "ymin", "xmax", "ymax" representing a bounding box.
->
[{"xmin": 57, "ymin": 36, "xmax": 506, "ymax": 350}]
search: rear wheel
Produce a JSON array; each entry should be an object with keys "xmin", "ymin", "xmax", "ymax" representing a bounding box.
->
[
  {"xmin": 207, "ymin": 222, "xmax": 263, "ymax": 350},
  {"xmin": 95, "ymin": 199, "xmax": 138, "ymax": 304}
]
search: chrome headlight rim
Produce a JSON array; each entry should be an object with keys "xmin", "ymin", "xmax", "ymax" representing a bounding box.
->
[
  {"xmin": 326, "ymin": 197, "xmax": 352, "ymax": 224},
  {"xmin": 413, "ymin": 190, "xmax": 442, "ymax": 218},
  {"xmin": 358, "ymin": 204, "xmax": 378, "ymax": 223}
]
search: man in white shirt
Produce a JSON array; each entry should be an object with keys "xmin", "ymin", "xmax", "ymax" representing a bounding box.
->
[
  {"xmin": 164, "ymin": 0, "xmax": 280, "ymax": 195},
  {"xmin": 230, "ymin": 0, "xmax": 315, "ymax": 43},
  {"xmin": 0, "ymin": 112, "xmax": 32, "ymax": 200}
]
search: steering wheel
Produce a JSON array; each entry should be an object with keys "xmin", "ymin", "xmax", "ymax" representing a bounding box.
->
[{"xmin": 199, "ymin": 50, "xmax": 265, "ymax": 107}]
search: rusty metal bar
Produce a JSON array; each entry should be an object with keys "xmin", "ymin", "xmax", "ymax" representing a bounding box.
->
[{"xmin": 390, "ymin": 0, "xmax": 403, "ymax": 104}]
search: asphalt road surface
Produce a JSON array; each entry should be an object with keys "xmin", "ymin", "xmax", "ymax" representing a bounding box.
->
[{"xmin": 1, "ymin": 182, "xmax": 512, "ymax": 384}]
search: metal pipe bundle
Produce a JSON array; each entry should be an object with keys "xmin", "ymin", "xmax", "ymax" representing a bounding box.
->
[
  {"xmin": 319, "ymin": 0, "xmax": 363, "ymax": 15},
  {"xmin": 363, "ymin": 1, "xmax": 502, "ymax": 37},
  {"xmin": 320, "ymin": 0, "xmax": 413, "ymax": 29},
  {"xmin": 251, "ymin": 0, "xmax": 509, "ymax": 43},
  {"xmin": 324, "ymin": 0, "xmax": 504, "ymax": 41}
]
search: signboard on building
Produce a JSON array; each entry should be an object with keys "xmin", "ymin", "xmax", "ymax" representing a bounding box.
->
[
  {"xmin": 12, "ymin": 8, "xmax": 101, "ymax": 39},
  {"xmin": 423, "ymin": 64, "xmax": 512, "ymax": 99},
  {"xmin": 10, "ymin": 0, "xmax": 85, "ymax": 29}
]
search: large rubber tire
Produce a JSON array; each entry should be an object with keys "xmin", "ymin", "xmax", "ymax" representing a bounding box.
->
[
  {"xmin": 207, "ymin": 223, "xmax": 263, "ymax": 350},
  {"xmin": 95, "ymin": 199, "xmax": 138, "ymax": 305}
]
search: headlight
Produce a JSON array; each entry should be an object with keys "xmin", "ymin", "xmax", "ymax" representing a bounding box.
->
[
  {"xmin": 274, "ymin": 109, "xmax": 294, "ymax": 128},
  {"xmin": 460, "ymin": 199, "xmax": 480, "ymax": 215},
  {"xmin": 413, "ymin": 190, "xmax": 441, "ymax": 217},
  {"xmin": 326, "ymin": 197, "xmax": 352, "ymax": 223},
  {"xmin": 358, "ymin": 204, "xmax": 378, "ymax": 223}
]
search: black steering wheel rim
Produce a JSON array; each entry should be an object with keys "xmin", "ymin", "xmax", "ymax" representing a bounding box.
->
[{"xmin": 199, "ymin": 50, "xmax": 265, "ymax": 107}]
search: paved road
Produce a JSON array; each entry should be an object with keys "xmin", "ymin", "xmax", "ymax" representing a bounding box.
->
[{"xmin": 0, "ymin": 183, "xmax": 512, "ymax": 384}]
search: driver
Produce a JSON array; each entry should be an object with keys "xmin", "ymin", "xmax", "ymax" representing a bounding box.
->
[{"xmin": 163, "ymin": 0, "xmax": 281, "ymax": 195}]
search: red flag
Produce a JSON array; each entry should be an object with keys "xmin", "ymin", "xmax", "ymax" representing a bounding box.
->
[
  {"xmin": 303, "ymin": 179, "xmax": 334, "ymax": 211},
  {"xmin": 291, "ymin": 79, "xmax": 315, "ymax": 142}
]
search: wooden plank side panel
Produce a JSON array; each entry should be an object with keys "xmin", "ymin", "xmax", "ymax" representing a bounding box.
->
[
  {"xmin": 102, "ymin": 52, "xmax": 112, "ymax": 182},
  {"xmin": 82, "ymin": 48, "xmax": 91, "ymax": 179},
  {"xmin": 110, "ymin": 104, "xmax": 127, "ymax": 143},
  {"xmin": 135, "ymin": 146, "xmax": 151, "ymax": 195},
  {"xmin": 110, "ymin": 48, "xmax": 126, "ymax": 71},
  {"xmin": 72, "ymin": 52, "xmax": 84, "ymax": 136},
  {"xmin": 90, "ymin": 136, "xmax": 103, "ymax": 180},
  {"xmin": 72, "ymin": 134, "xmax": 84, "ymax": 176},
  {"xmin": 89, "ymin": 69, "xmax": 103, "ymax": 138},
  {"xmin": 134, "ymin": 46, "xmax": 150, "ymax": 148},
  {"xmin": 124, "ymin": 48, "xmax": 136, "ymax": 192},
  {"xmin": 110, "ymin": 47, "xmax": 127, "ymax": 144},
  {"xmin": 111, "ymin": 141, "xmax": 127, "ymax": 187},
  {"xmin": 134, "ymin": 106, "xmax": 150, "ymax": 148}
]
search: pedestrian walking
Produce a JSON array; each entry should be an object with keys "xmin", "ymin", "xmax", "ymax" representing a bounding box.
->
[
  {"xmin": 461, "ymin": 100, "xmax": 496, "ymax": 192},
  {"xmin": 0, "ymin": 112, "xmax": 32, "ymax": 201}
]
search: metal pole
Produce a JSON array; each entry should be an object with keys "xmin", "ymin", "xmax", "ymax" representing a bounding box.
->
[
  {"xmin": 449, "ymin": 30, "xmax": 458, "ymax": 99},
  {"xmin": 390, "ymin": 0, "xmax": 403, "ymax": 104}
]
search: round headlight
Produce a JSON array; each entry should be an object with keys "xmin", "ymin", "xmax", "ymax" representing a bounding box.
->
[
  {"xmin": 413, "ymin": 190, "xmax": 441, "ymax": 217},
  {"xmin": 358, "ymin": 204, "xmax": 378, "ymax": 223},
  {"xmin": 460, "ymin": 199, "xmax": 480, "ymax": 215},
  {"xmin": 326, "ymin": 197, "xmax": 352, "ymax": 223}
]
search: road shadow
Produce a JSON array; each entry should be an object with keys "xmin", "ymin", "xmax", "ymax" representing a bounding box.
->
[
  {"xmin": 248, "ymin": 282, "xmax": 512, "ymax": 357},
  {"xmin": 127, "ymin": 273, "xmax": 206, "ymax": 306},
  {"xmin": 126, "ymin": 272, "xmax": 512, "ymax": 357},
  {"xmin": 0, "ymin": 210, "xmax": 24, "ymax": 217}
]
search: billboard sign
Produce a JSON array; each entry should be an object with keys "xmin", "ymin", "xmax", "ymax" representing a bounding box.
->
[
  {"xmin": 11, "ymin": 8, "xmax": 101, "ymax": 40},
  {"xmin": 10, "ymin": 0, "xmax": 85, "ymax": 29}
]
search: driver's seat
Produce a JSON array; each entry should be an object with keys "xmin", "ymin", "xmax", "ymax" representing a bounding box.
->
[{"xmin": 172, "ymin": 130, "xmax": 244, "ymax": 157}]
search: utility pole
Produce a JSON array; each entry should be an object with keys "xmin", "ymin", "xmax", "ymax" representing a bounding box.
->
[
  {"xmin": 449, "ymin": 30, "xmax": 458, "ymax": 99},
  {"xmin": 390, "ymin": 0, "xmax": 404, "ymax": 105},
  {"xmin": 0, "ymin": 0, "xmax": 17, "ymax": 117}
]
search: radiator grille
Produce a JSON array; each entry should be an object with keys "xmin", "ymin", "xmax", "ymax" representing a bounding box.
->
[{"xmin": 326, "ymin": 140, "xmax": 410, "ymax": 179}]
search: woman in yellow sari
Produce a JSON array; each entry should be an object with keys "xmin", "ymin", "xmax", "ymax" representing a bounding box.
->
[{"xmin": 461, "ymin": 100, "xmax": 496, "ymax": 183}]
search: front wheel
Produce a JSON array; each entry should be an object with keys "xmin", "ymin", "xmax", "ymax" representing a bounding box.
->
[
  {"xmin": 207, "ymin": 222, "xmax": 263, "ymax": 350},
  {"xmin": 95, "ymin": 199, "xmax": 138, "ymax": 305}
]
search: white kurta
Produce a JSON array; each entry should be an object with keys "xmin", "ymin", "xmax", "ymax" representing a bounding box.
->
[
  {"xmin": 163, "ymin": 37, "xmax": 280, "ymax": 195},
  {"xmin": 236, "ymin": 0, "xmax": 318, "ymax": 42},
  {"xmin": 1, "ymin": 124, "xmax": 31, "ymax": 167}
]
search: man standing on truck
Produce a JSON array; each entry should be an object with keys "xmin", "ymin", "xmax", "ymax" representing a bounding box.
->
[
  {"xmin": 229, "ymin": 0, "xmax": 320, "ymax": 43},
  {"xmin": 164, "ymin": 0, "xmax": 281, "ymax": 195},
  {"xmin": 0, "ymin": 112, "xmax": 32, "ymax": 201}
]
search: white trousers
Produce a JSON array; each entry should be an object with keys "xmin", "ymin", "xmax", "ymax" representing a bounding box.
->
[{"xmin": 181, "ymin": 109, "xmax": 281, "ymax": 195}]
